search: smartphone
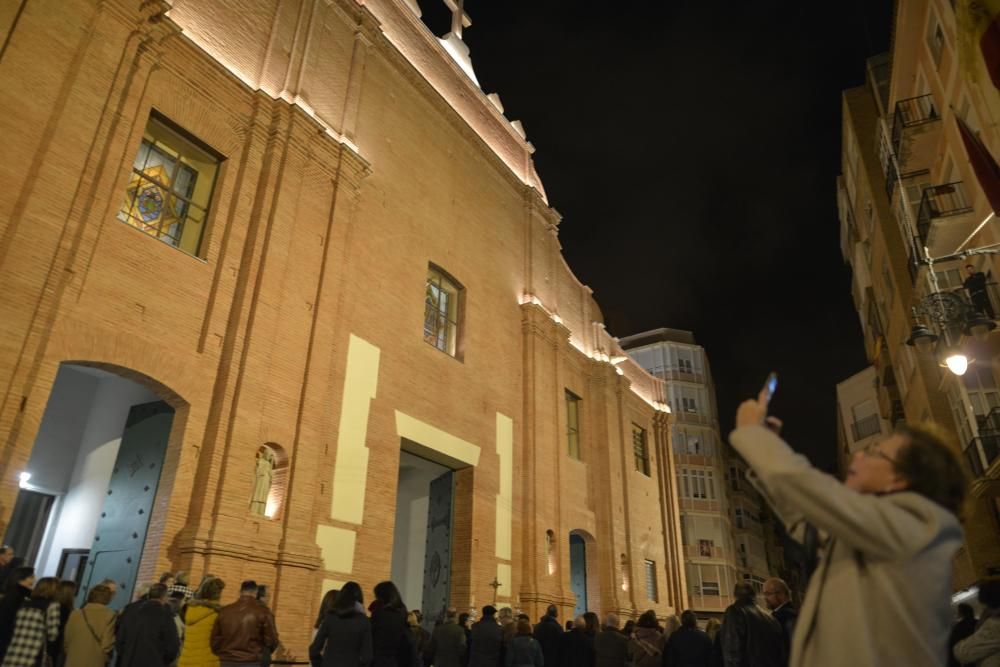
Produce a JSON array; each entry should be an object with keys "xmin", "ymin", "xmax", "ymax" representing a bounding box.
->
[
  {"xmin": 256, "ymin": 585, "xmax": 268, "ymax": 602},
  {"xmin": 762, "ymin": 372, "xmax": 778, "ymax": 407}
]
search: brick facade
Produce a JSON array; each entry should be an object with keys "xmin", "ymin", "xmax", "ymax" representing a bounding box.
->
[{"xmin": 0, "ymin": 0, "xmax": 686, "ymax": 656}]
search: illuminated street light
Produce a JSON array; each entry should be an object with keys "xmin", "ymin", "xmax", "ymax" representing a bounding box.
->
[
  {"xmin": 944, "ymin": 353, "xmax": 970, "ymax": 376},
  {"xmin": 905, "ymin": 287, "xmax": 994, "ymax": 376}
]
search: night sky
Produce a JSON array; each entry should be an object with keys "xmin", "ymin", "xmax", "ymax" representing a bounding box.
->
[{"xmin": 422, "ymin": 1, "xmax": 890, "ymax": 472}]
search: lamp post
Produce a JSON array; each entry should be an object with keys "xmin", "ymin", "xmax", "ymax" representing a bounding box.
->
[{"xmin": 905, "ymin": 250, "xmax": 998, "ymax": 375}]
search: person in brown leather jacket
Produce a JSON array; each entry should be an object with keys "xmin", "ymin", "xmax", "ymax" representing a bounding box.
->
[{"xmin": 211, "ymin": 580, "xmax": 279, "ymax": 667}]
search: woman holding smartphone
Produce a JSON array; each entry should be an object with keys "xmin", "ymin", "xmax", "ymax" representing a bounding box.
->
[{"xmin": 731, "ymin": 387, "xmax": 966, "ymax": 666}]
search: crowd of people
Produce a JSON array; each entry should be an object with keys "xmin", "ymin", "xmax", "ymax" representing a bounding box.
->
[
  {"xmin": 6, "ymin": 383, "xmax": 1000, "ymax": 667},
  {"xmin": 308, "ymin": 578, "xmax": 802, "ymax": 667},
  {"xmin": 0, "ymin": 557, "xmax": 279, "ymax": 667}
]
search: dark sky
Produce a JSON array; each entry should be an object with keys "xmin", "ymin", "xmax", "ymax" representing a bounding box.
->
[{"xmin": 422, "ymin": 1, "xmax": 890, "ymax": 472}]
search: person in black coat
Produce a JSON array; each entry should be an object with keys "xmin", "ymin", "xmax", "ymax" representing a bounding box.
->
[
  {"xmin": 719, "ymin": 584, "xmax": 785, "ymax": 667},
  {"xmin": 662, "ymin": 610, "xmax": 711, "ymax": 667},
  {"xmin": 762, "ymin": 578, "xmax": 796, "ymax": 666},
  {"xmin": 458, "ymin": 613, "xmax": 473, "ymax": 667},
  {"xmin": 310, "ymin": 581, "xmax": 373, "ymax": 667},
  {"xmin": 371, "ymin": 581, "xmax": 417, "ymax": 667},
  {"xmin": 593, "ymin": 614, "xmax": 629, "ymax": 667},
  {"xmin": 532, "ymin": 605, "xmax": 563, "ymax": 667},
  {"xmin": 948, "ymin": 603, "xmax": 978, "ymax": 667},
  {"xmin": 469, "ymin": 606, "xmax": 503, "ymax": 667},
  {"xmin": 0, "ymin": 567, "xmax": 34, "ymax": 659},
  {"xmin": 114, "ymin": 584, "xmax": 180, "ymax": 667},
  {"xmin": 559, "ymin": 615, "xmax": 596, "ymax": 667}
]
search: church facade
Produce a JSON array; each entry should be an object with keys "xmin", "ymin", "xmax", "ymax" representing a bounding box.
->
[{"xmin": 0, "ymin": 0, "xmax": 686, "ymax": 654}]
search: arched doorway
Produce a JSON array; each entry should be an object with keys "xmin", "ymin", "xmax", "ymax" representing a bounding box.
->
[
  {"xmin": 569, "ymin": 534, "xmax": 587, "ymax": 616},
  {"xmin": 568, "ymin": 529, "xmax": 597, "ymax": 617},
  {"xmin": 3, "ymin": 362, "xmax": 182, "ymax": 608}
]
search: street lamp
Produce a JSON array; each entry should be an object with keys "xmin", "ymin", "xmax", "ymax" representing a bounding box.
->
[
  {"xmin": 905, "ymin": 258, "xmax": 998, "ymax": 375},
  {"xmin": 964, "ymin": 310, "xmax": 997, "ymax": 341},
  {"xmin": 944, "ymin": 352, "xmax": 970, "ymax": 376},
  {"xmin": 905, "ymin": 322, "xmax": 938, "ymax": 353}
]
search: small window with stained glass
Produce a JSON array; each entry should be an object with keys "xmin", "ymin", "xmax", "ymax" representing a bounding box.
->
[
  {"xmin": 117, "ymin": 113, "xmax": 221, "ymax": 256},
  {"xmin": 424, "ymin": 265, "xmax": 463, "ymax": 357}
]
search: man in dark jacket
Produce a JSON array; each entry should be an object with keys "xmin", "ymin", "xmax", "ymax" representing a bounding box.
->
[
  {"xmin": 115, "ymin": 583, "xmax": 180, "ymax": 667},
  {"xmin": 663, "ymin": 610, "xmax": 711, "ymax": 667},
  {"xmin": 560, "ymin": 616, "xmax": 595, "ymax": 667},
  {"xmin": 469, "ymin": 606, "xmax": 503, "ymax": 667},
  {"xmin": 428, "ymin": 608, "xmax": 467, "ymax": 667},
  {"xmin": 211, "ymin": 580, "xmax": 279, "ymax": 667},
  {"xmin": 594, "ymin": 614, "xmax": 629, "ymax": 667},
  {"xmin": 719, "ymin": 583, "xmax": 784, "ymax": 667},
  {"xmin": 762, "ymin": 578, "xmax": 796, "ymax": 665},
  {"xmin": 533, "ymin": 605, "xmax": 563, "ymax": 667}
]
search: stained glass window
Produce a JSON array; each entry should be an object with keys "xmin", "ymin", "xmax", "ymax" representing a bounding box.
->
[
  {"xmin": 424, "ymin": 266, "xmax": 462, "ymax": 357},
  {"xmin": 117, "ymin": 114, "xmax": 220, "ymax": 256}
]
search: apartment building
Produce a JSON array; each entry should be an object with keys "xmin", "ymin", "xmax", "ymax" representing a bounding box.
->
[
  {"xmin": 622, "ymin": 329, "xmax": 787, "ymax": 613},
  {"xmin": 836, "ymin": 367, "xmax": 894, "ymax": 476},
  {"xmin": 837, "ymin": 1, "xmax": 1000, "ymax": 590}
]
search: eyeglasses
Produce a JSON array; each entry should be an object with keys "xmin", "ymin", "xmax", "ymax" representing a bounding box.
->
[
  {"xmin": 762, "ymin": 591, "xmax": 780, "ymax": 597},
  {"xmin": 862, "ymin": 440, "xmax": 898, "ymax": 465}
]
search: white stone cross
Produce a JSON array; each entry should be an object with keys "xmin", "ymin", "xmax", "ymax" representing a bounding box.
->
[{"xmin": 443, "ymin": 0, "xmax": 472, "ymax": 40}]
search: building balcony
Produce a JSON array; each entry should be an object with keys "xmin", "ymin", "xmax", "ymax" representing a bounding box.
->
[
  {"xmin": 965, "ymin": 406, "xmax": 1000, "ymax": 498},
  {"xmin": 660, "ymin": 368, "xmax": 707, "ymax": 384},
  {"xmin": 689, "ymin": 592, "xmax": 734, "ymax": 612},
  {"xmin": 874, "ymin": 360, "xmax": 904, "ymax": 425},
  {"xmin": 914, "ymin": 182, "xmax": 975, "ymax": 257},
  {"xmin": 884, "ymin": 94, "xmax": 941, "ymax": 198},
  {"xmin": 965, "ymin": 433, "xmax": 1000, "ymax": 480},
  {"xmin": 675, "ymin": 409, "xmax": 715, "ymax": 426},
  {"xmin": 684, "ymin": 544, "xmax": 726, "ymax": 560},
  {"xmin": 891, "ymin": 94, "xmax": 939, "ymax": 155},
  {"xmin": 850, "ymin": 413, "xmax": 882, "ymax": 441}
]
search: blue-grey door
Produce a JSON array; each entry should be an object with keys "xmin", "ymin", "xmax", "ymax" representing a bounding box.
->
[
  {"xmin": 78, "ymin": 400, "xmax": 173, "ymax": 609},
  {"xmin": 421, "ymin": 471, "xmax": 453, "ymax": 629},
  {"xmin": 570, "ymin": 533, "xmax": 587, "ymax": 616}
]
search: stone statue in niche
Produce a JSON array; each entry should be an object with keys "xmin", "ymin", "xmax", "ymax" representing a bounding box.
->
[{"xmin": 250, "ymin": 448, "xmax": 275, "ymax": 516}]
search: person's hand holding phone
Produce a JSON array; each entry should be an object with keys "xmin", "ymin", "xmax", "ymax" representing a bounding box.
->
[{"xmin": 736, "ymin": 372, "xmax": 780, "ymax": 430}]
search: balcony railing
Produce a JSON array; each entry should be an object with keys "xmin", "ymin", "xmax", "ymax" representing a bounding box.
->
[
  {"xmin": 980, "ymin": 406, "xmax": 1000, "ymax": 432},
  {"xmin": 885, "ymin": 95, "xmax": 940, "ymax": 198},
  {"xmin": 891, "ymin": 94, "xmax": 939, "ymax": 155},
  {"xmin": 967, "ymin": 407, "xmax": 1000, "ymax": 478},
  {"xmin": 915, "ymin": 182, "xmax": 974, "ymax": 245},
  {"xmin": 966, "ymin": 435, "xmax": 1000, "ymax": 478},
  {"xmin": 928, "ymin": 282, "xmax": 1000, "ymax": 324},
  {"xmin": 850, "ymin": 413, "xmax": 882, "ymax": 441}
]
